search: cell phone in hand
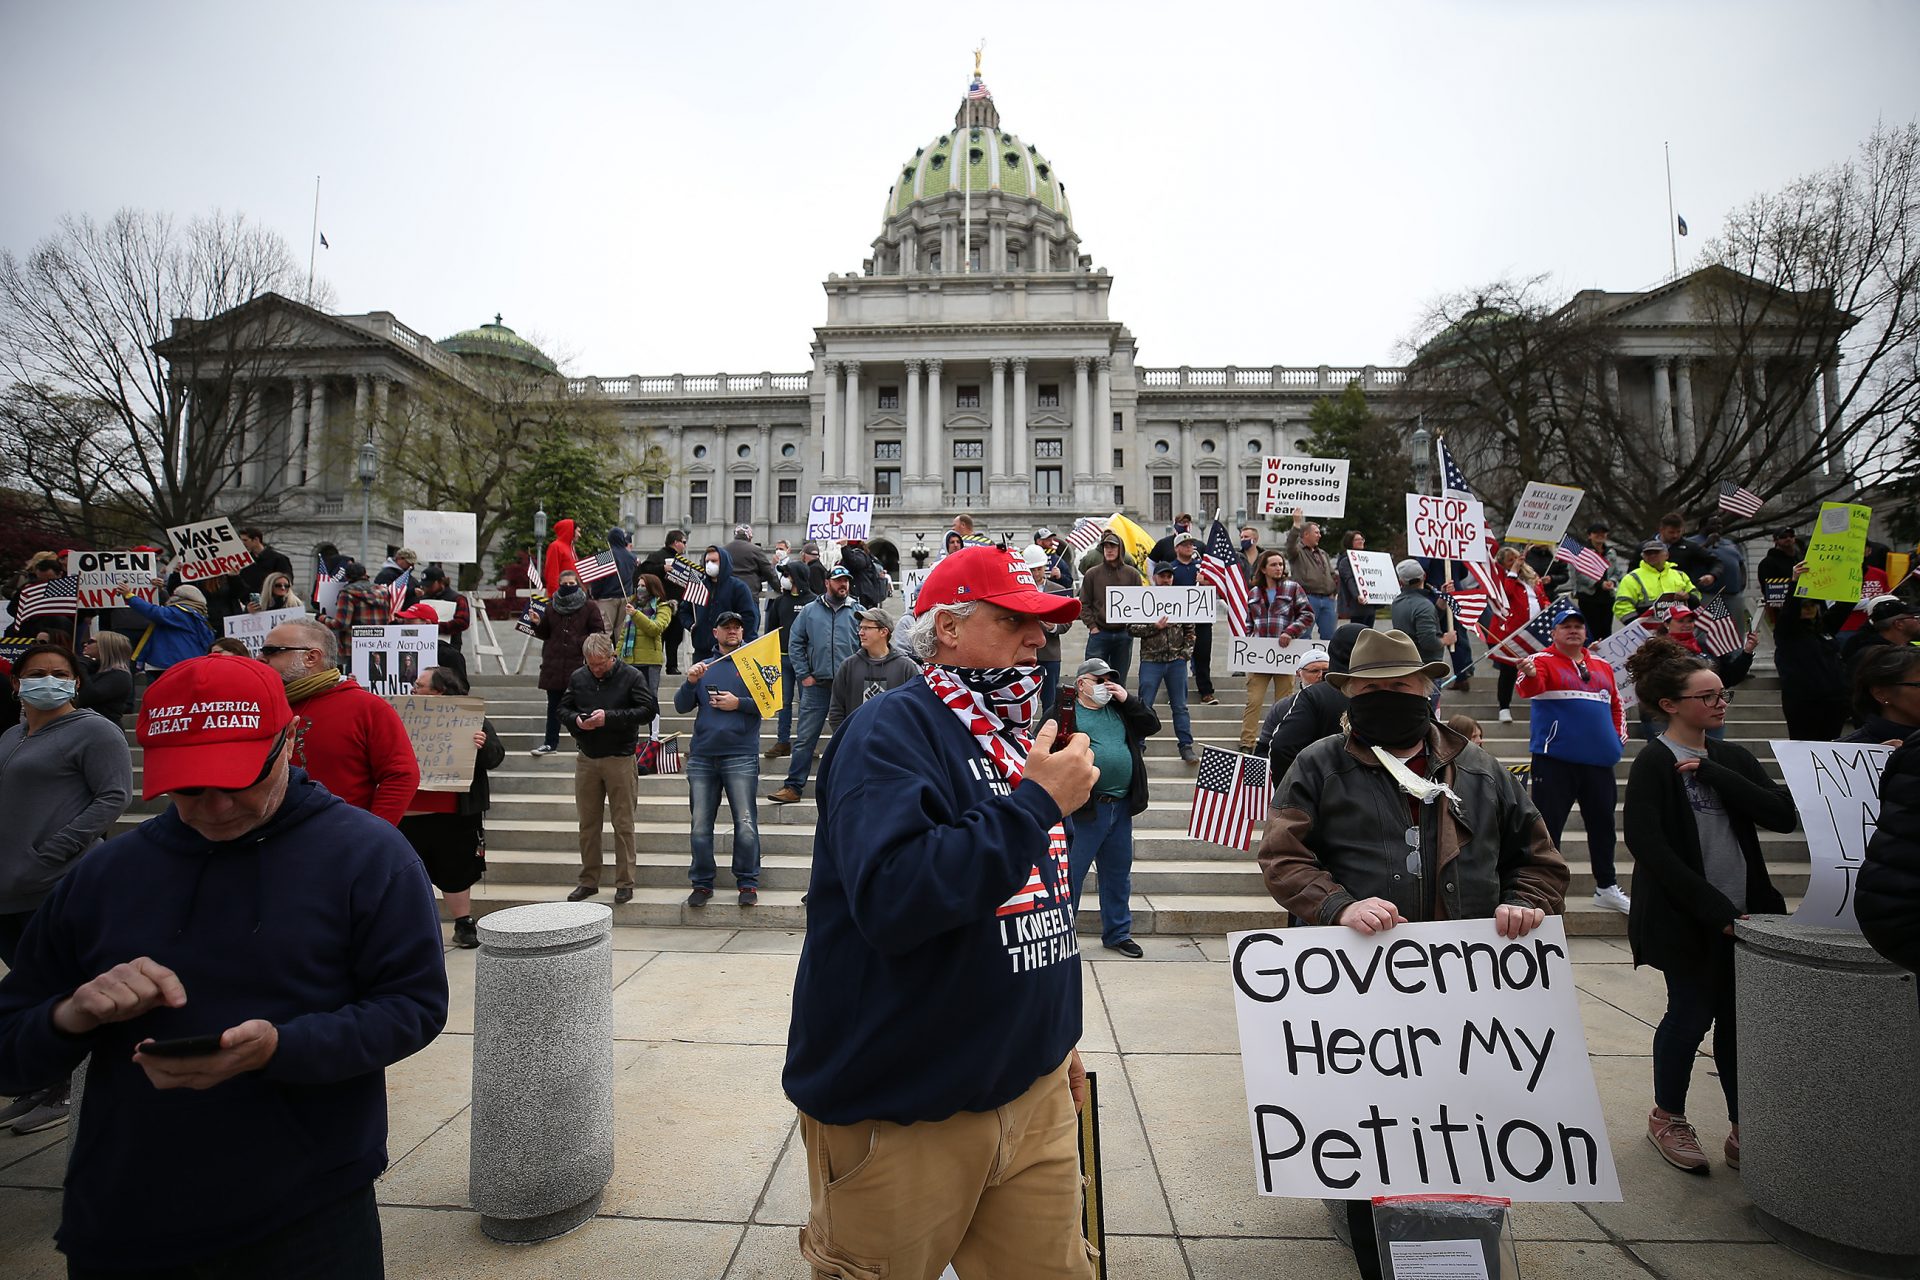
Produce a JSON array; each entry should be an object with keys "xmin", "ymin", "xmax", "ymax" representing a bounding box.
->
[
  {"xmin": 1052, "ymin": 688, "xmax": 1077, "ymax": 750},
  {"xmin": 139, "ymin": 1033, "xmax": 224, "ymax": 1057}
]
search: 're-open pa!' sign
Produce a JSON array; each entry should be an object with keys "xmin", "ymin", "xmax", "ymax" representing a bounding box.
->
[{"xmin": 1227, "ymin": 918, "xmax": 1619, "ymax": 1201}]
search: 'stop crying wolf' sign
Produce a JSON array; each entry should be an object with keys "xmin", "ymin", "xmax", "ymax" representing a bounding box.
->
[{"xmin": 165, "ymin": 518, "xmax": 252, "ymax": 584}]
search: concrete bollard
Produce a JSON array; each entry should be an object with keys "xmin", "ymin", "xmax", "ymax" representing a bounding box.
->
[
  {"xmin": 1734, "ymin": 916, "xmax": 1920, "ymax": 1277},
  {"xmin": 469, "ymin": 901, "xmax": 615, "ymax": 1242}
]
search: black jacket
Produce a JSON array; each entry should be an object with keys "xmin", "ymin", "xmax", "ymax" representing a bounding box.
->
[
  {"xmin": 75, "ymin": 667, "xmax": 135, "ymax": 721},
  {"xmin": 1858, "ymin": 737, "xmax": 1920, "ymax": 975},
  {"xmin": 1265, "ymin": 623, "xmax": 1365, "ymax": 778},
  {"xmin": 592, "ymin": 544, "xmax": 639, "ymax": 600},
  {"xmin": 559, "ymin": 661, "xmax": 659, "ymax": 759},
  {"xmin": 1623, "ymin": 737, "xmax": 1794, "ymax": 972},
  {"xmin": 454, "ymin": 718, "xmax": 506, "ymax": 816},
  {"xmin": 765, "ymin": 586, "xmax": 817, "ymax": 650},
  {"xmin": 1772, "ymin": 599, "xmax": 1853, "ymax": 708},
  {"xmin": 1045, "ymin": 691, "xmax": 1160, "ymax": 818},
  {"xmin": 237, "ymin": 544, "xmax": 295, "ymax": 596}
]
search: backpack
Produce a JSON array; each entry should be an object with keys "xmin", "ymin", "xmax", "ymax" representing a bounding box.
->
[{"xmin": 842, "ymin": 547, "xmax": 891, "ymax": 608}]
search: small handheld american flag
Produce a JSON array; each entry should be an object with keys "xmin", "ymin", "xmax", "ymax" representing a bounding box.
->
[
  {"xmin": 1717, "ymin": 479, "xmax": 1764, "ymax": 519},
  {"xmin": 1197, "ymin": 519, "xmax": 1250, "ymax": 638},
  {"xmin": 1439, "ymin": 586, "xmax": 1490, "ymax": 641},
  {"xmin": 658, "ymin": 734, "xmax": 683, "ymax": 775},
  {"xmin": 15, "ymin": 574, "xmax": 79, "ymax": 625},
  {"xmin": 1487, "ymin": 597, "xmax": 1581, "ymax": 663},
  {"xmin": 575, "ymin": 552, "xmax": 619, "ymax": 585},
  {"xmin": 1554, "ymin": 537, "xmax": 1611, "ymax": 583},
  {"xmin": 1188, "ymin": 747, "xmax": 1271, "ymax": 852},
  {"xmin": 386, "ymin": 568, "xmax": 413, "ymax": 616},
  {"xmin": 1064, "ymin": 516, "xmax": 1106, "ymax": 556},
  {"xmin": 1694, "ymin": 595, "xmax": 1745, "ymax": 657}
]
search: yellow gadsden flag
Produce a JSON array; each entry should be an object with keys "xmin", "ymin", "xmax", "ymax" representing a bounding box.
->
[
  {"xmin": 1106, "ymin": 511, "xmax": 1157, "ymax": 573},
  {"xmin": 728, "ymin": 628, "xmax": 785, "ymax": 718}
]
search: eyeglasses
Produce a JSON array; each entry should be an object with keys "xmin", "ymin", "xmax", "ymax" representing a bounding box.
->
[
  {"xmin": 172, "ymin": 725, "xmax": 291, "ymax": 796},
  {"xmin": 1674, "ymin": 690, "xmax": 1736, "ymax": 706},
  {"xmin": 857, "ymin": 622, "xmax": 885, "ymax": 632},
  {"xmin": 257, "ymin": 645, "xmax": 319, "ymax": 658}
]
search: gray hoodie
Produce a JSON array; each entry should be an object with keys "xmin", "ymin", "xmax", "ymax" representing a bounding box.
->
[
  {"xmin": 828, "ymin": 649, "xmax": 922, "ymax": 732},
  {"xmin": 0, "ymin": 710, "xmax": 133, "ymax": 914}
]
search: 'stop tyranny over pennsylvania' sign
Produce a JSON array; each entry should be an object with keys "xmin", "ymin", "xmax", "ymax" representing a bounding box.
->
[{"xmin": 1229, "ymin": 918, "xmax": 1620, "ymax": 1202}]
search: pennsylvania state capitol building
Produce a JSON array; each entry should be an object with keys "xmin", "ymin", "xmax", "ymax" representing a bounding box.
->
[{"xmin": 169, "ymin": 75, "xmax": 1829, "ymax": 570}]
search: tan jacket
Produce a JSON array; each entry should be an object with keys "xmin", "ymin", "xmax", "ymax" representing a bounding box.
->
[{"xmin": 1257, "ymin": 723, "xmax": 1567, "ymax": 926}]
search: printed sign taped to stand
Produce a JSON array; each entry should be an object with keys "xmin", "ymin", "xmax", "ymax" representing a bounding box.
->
[
  {"xmin": 1772, "ymin": 739, "xmax": 1893, "ymax": 930},
  {"xmin": 806, "ymin": 494, "xmax": 873, "ymax": 542},
  {"xmin": 1230, "ymin": 636, "xmax": 1311, "ymax": 674},
  {"xmin": 1347, "ymin": 550, "xmax": 1400, "ymax": 606},
  {"xmin": 68, "ymin": 550, "xmax": 160, "ymax": 610},
  {"xmin": 221, "ymin": 607, "xmax": 306, "ymax": 658},
  {"xmin": 1259, "ymin": 456, "xmax": 1350, "ymax": 519},
  {"xmin": 165, "ymin": 517, "xmax": 251, "ymax": 583},
  {"xmin": 1406, "ymin": 495, "xmax": 1491, "ymax": 563},
  {"xmin": 1105, "ymin": 586, "xmax": 1216, "ymax": 625},
  {"xmin": 402, "ymin": 510, "xmax": 478, "ymax": 563},
  {"xmin": 1229, "ymin": 917, "xmax": 1620, "ymax": 1201},
  {"xmin": 1504, "ymin": 482, "xmax": 1586, "ymax": 546},
  {"xmin": 390, "ymin": 694, "xmax": 488, "ymax": 791},
  {"xmin": 351, "ymin": 625, "xmax": 439, "ymax": 696}
]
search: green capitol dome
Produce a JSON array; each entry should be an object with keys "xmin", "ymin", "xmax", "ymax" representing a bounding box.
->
[
  {"xmin": 885, "ymin": 76, "xmax": 1071, "ymax": 223},
  {"xmin": 439, "ymin": 314, "xmax": 558, "ymax": 374}
]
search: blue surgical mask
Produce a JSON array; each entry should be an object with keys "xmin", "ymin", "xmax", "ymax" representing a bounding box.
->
[{"xmin": 19, "ymin": 676, "xmax": 76, "ymax": 710}]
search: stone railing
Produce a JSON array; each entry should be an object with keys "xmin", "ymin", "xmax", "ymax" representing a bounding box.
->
[
  {"xmin": 1136, "ymin": 364, "xmax": 1406, "ymax": 392},
  {"xmin": 564, "ymin": 372, "xmax": 812, "ymax": 399}
]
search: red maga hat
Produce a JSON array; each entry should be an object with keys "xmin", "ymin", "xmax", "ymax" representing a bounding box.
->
[
  {"xmin": 911, "ymin": 545, "xmax": 1080, "ymax": 624},
  {"xmin": 135, "ymin": 655, "xmax": 294, "ymax": 800}
]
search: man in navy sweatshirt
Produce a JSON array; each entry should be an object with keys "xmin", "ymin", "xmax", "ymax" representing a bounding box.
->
[
  {"xmin": 0, "ymin": 654, "xmax": 448, "ymax": 1276},
  {"xmin": 784, "ymin": 545, "xmax": 1100, "ymax": 1279},
  {"xmin": 674, "ymin": 611, "xmax": 765, "ymax": 907}
]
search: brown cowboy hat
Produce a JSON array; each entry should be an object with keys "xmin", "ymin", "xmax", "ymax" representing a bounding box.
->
[{"xmin": 1325, "ymin": 629, "xmax": 1450, "ymax": 691}]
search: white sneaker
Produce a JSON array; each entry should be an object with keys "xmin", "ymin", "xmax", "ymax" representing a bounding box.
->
[
  {"xmin": 1594, "ymin": 884, "xmax": 1631, "ymax": 914},
  {"xmin": 1497, "ymin": 708, "xmax": 1513, "ymax": 723}
]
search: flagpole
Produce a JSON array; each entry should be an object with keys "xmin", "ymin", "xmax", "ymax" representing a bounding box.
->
[
  {"xmin": 1664, "ymin": 142, "xmax": 1678, "ymax": 279},
  {"xmin": 307, "ymin": 175, "xmax": 320, "ymax": 304}
]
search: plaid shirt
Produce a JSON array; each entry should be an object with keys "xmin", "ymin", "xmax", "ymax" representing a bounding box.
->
[
  {"xmin": 326, "ymin": 580, "xmax": 392, "ymax": 642},
  {"xmin": 1246, "ymin": 578, "xmax": 1312, "ymax": 640}
]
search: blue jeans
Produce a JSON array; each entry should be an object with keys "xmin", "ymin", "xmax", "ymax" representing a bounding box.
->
[
  {"xmin": 783, "ymin": 682, "xmax": 831, "ymax": 792},
  {"xmin": 1038, "ymin": 659, "xmax": 1061, "ymax": 718},
  {"xmin": 1085, "ymin": 629, "xmax": 1134, "ymax": 685},
  {"xmin": 1137, "ymin": 658, "xmax": 1191, "ymax": 748},
  {"xmin": 775, "ymin": 656, "xmax": 796, "ymax": 743},
  {"xmin": 1306, "ymin": 594, "xmax": 1338, "ymax": 642},
  {"xmin": 687, "ymin": 754, "xmax": 760, "ymax": 889},
  {"xmin": 1069, "ymin": 799, "xmax": 1134, "ymax": 946}
]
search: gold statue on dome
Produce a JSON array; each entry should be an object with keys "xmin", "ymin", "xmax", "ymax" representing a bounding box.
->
[{"xmin": 973, "ymin": 41, "xmax": 984, "ymax": 80}]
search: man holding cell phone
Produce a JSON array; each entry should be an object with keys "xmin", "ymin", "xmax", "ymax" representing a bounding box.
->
[
  {"xmin": 673, "ymin": 610, "xmax": 765, "ymax": 907},
  {"xmin": 0, "ymin": 654, "xmax": 448, "ymax": 1276}
]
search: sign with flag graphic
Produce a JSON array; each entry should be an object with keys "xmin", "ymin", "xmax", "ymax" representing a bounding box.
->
[
  {"xmin": 728, "ymin": 629, "xmax": 784, "ymax": 717},
  {"xmin": 575, "ymin": 552, "xmax": 620, "ymax": 585},
  {"xmin": 1065, "ymin": 516, "xmax": 1107, "ymax": 556},
  {"xmin": 14, "ymin": 574, "xmax": 79, "ymax": 625},
  {"xmin": 1694, "ymin": 595, "xmax": 1745, "ymax": 658},
  {"xmin": 1717, "ymin": 480, "xmax": 1765, "ymax": 519},
  {"xmin": 666, "ymin": 556, "xmax": 709, "ymax": 606},
  {"xmin": 1189, "ymin": 747, "xmax": 1273, "ymax": 852},
  {"xmin": 315, "ymin": 555, "xmax": 348, "ymax": 616},
  {"xmin": 1197, "ymin": 519, "xmax": 1251, "ymax": 638},
  {"xmin": 1554, "ymin": 538, "xmax": 1611, "ymax": 583}
]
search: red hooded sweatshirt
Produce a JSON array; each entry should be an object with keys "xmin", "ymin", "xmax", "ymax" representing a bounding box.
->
[{"xmin": 543, "ymin": 518, "xmax": 578, "ymax": 594}]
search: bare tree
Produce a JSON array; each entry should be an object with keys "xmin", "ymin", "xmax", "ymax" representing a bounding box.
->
[
  {"xmin": 1400, "ymin": 121, "xmax": 1920, "ymax": 538},
  {"xmin": 0, "ymin": 208, "xmax": 328, "ymax": 547}
]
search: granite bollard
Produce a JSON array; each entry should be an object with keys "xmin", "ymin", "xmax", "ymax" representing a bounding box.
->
[
  {"xmin": 469, "ymin": 901, "xmax": 615, "ymax": 1242},
  {"xmin": 1734, "ymin": 916, "xmax": 1920, "ymax": 1278}
]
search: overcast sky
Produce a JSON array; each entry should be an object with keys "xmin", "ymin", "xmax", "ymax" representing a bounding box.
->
[{"xmin": 5, "ymin": 0, "xmax": 1916, "ymax": 377}]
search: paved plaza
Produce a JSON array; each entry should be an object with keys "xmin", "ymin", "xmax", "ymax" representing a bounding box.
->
[{"xmin": 0, "ymin": 923, "xmax": 1841, "ymax": 1278}]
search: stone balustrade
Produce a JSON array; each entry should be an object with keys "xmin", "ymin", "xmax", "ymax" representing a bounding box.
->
[
  {"xmin": 562, "ymin": 371, "xmax": 812, "ymax": 399},
  {"xmin": 1136, "ymin": 364, "xmax": 1406, "ymax": 391}
]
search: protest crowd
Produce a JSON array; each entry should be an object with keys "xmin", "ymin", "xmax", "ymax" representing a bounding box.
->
[{"xmin": 0, "ymin": 462, "xmax": 1916, "ymax": 1280}]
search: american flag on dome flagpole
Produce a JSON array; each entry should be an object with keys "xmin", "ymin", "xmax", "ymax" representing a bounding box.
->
[
  {"xmin": 1197, "ymin": 517, "xmax": 1251, "ymax": 638},
  {"xmin": 1065, "ymin": 516, "xmax": 1106, "ymax": 556},
  {"xmin": 14, "ymin": 574, "xmax": 79, "ymax": 625},
  {"xmin": 1554, "ymin": 537, "xmax": 1611, "ymax": 583},
  {"xmin": 1188, "ymin": 747, "xmax": 1272, "ymax": 852},
  {"xmin": 1695, "ymin": 595, "xmax": 1745, "ymax": 657},
  {"xmin": 575, "ymin": 552, "xmax": 619, "ymax": 585},
  {"xmin": 1487, "ymin": 597, "xmax": 1581, "ymax": 663},
  {"xmin": 1717, "ymin": 479, "xmax": 1765, "ymax": 519}
]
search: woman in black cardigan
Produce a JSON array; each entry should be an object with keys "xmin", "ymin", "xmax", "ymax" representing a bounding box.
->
[{"xmin": 1623, "ymin": 638, "xmax": 1796, "ymax": 1177}]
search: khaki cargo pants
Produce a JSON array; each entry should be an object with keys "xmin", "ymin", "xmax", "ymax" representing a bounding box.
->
[{"xmin": 797, "ymin": 1056, "xmax": 1095, "ymax": 1280}]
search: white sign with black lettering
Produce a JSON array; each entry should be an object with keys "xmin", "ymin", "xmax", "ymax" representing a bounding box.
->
[
  {"xmin": 1230, "ymin": 635, "xmax": 1310, "ymax": 674},
  {"xmin": 1105, "ymin": 586, "xmax": 1216, "ymax": 625},
  {"xmin": 1230, "ymin": 918, "xmax": 1620, "ymax": 1201},
  {"xmin": 1260, "ymin": 456, "xmax": 1350, "ymax": 518},
  {"xmin": 403, "ymin": 510, "xmax": 478, "ymax": 563},
  {"xmin": 67, "ymin": 550, "xmax": 160, "ymax": 610},
  {"xmin": 1347, "ymin": 550, "xmax": 1400, "ymax": 606},
  {"xmin": 806, "ymin": 494, "xmax": 873, "ymax": 542},
  {"xmin": 1406, "ymin": 495, "xmax": 1491, "ymax": 563},
  {"xmin": 165, "ymin": 517, "xmax": 251, "ymax": 583},
  {"xmin": 1503, "ymin": 482, "xmax": 1585, "ymax": 546},
  {"xmin": 351, "ymin": 625, "xmax": 439, "ymax": 696},
  {"xmin": 1773, "ymin": 740, "xmax": 1894, "ymax": 930},
  {"xmin": 222, "ymin": 607, "xmax": 306, "ymax": 658}
]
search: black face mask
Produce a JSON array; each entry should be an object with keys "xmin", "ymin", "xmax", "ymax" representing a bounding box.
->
[
  {"xmin": 558, "ymin": 584, "xmax": 582, "ymax": 598},
  {"xmin": 1347, "ymin": 689, "xmax": 1433, "ymax": 750}
]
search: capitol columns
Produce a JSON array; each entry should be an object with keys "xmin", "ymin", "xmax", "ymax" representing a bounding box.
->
[
  {"xmin": 842, "ymin": 361, "xmax": 862, "ymax": 487},
  {"xmin": 1178, "ymin": 417, "xmax": 1196, "ymax": 517},
  {"xmin": 286, "ymin": 379, "xmax": 309, "ymax": 490},
  {"xmin": 757, "ymin": 422, "xmax": 773, "ymax": 523},
  {"xmin": 1649, "ymin": 357, "xmax": 1674, "ymax": 485},
  {"xmin": 1010, "ymin": 357, "xmax": 1029, "ymax": 482},
  {"xmin": 308, "ymin": 378, "xmax": 328, "ymax": 489},
  {"xmin": 1071, "ymin": 356, "xmax": 1093, "ymax": 500},
  {"xmin": 665, "ymin": 424, "xmax": 684, "ymax": 519},
  {"xmin": 822, "ymin": 359, "xmax": 841, "ymax": 480},
  {"xmin": 925, "ymin": 359, "xmax": 944, "ymax": 480},
  {"xmin": 1094, "ymin": 356, "xmax": 1113, "ymax": 480},
  {"xmin": 904, "ymin": 360, "xmax": 924, "ymax": 483},
  {"xmin": 1673, "ymin": 357, "xmax": 1697, "ymax": 466},
  {"xmin": 989, "ymin": 358, "xmax": 1008, "ymax": 478}
]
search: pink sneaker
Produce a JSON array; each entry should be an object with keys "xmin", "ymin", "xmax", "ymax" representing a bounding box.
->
[{"xmin": 1647, "ymin": 1107, "xmax": 1709, "ymax": 1174}]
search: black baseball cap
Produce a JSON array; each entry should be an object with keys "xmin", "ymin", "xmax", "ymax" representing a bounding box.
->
[
  {"xmin": 1586, "ymin": 522, "xmax": 1609, "ymax": 534},
  {"xmin": 713, "ymin": 610, "xmax": 745, "ymax": 627}
]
